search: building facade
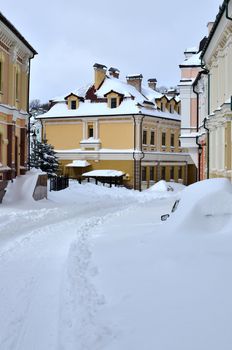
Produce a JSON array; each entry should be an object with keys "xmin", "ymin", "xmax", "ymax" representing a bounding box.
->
[
  {"xmin": 38, "ymin": 64, "xmax": 194, "ymax": 190},
  {"xmin": 0, "ymin": 12, "xmax": 37, "ymax": 196},
  {"xmin": 201, "ymin": 0, "xmax": 232, "ymax": 180},
  {"xmin": 178, "ymin": 41, "xmax": 210, "ymax": 181}
]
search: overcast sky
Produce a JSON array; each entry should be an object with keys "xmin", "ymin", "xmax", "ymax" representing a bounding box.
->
[{"xmin": 2, "ymin": 0, "xmax": 222, "ymax": 103}]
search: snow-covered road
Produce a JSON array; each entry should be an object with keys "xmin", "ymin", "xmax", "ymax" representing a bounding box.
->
[
  {"xmin": 0, "ymin": 178, "xmax": 174, "ymax": 350},
  {"xmin": 0, "ymin": 193, "xmax": 139, "ymax": 349},
  {"xmin": 1, "ymin": 176, "xmax": 232, "ymax": 350}
]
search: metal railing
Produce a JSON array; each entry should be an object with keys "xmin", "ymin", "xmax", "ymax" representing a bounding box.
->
[{"xmin": 50, "ymin": 176, "xmax": 69, "ymax": 191}]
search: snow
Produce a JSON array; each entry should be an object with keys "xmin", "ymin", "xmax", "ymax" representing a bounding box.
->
[
  {"xmin": 39, "ymin": 76, "xmax": 181, "ymax": 122},
  {"xmin": 1, "ymin": 177, "xmax": 232, "ymax": 349},
  {"xmin": 3, "ymin": 168, "xmax": 45, "ymax": 206},
  {"xmin": 66, "ymin": 160, "xmax": 90, "ymax": 167},
  {"xmin": 180, "ymin": 52, "xmax": 202, "ymax": 66},
  {"xmin": 82, "ymin": 169, "xmax": 125, "ymax": 177}
]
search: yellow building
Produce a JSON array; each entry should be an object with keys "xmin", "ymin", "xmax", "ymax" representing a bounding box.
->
[
  {"xmin": 0, "ymin": 12, "xmax": 37, "ymax": 199},
  {"xmin": 39, "ymin": 64, "xmax": 194, "ymax": 190}
]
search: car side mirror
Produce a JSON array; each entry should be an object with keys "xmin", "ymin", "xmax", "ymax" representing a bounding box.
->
[{"xmin": 161, "ymin": 214, "xmax": 170, "ymax": 221}]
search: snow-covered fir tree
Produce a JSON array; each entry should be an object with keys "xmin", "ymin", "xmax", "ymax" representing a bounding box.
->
[{"xmin": 30, "ymin": 140, "xmax": 59, "ymax": 177}]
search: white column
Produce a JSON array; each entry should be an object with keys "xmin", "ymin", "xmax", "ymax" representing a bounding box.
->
[
  {"xmin": 95, "ymin": 120, "xmax": 99, "ymax": 139},
  {"xmin": 82, "ymin": 119, "xmax": 87, "ymax": 139}
]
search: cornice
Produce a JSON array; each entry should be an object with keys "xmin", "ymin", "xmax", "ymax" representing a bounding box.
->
[{"xmin": 0, "ymin": 20, "xmax": 35, "ymax": 61}]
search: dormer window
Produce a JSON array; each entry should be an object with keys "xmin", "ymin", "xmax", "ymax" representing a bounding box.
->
[
  {"xmin": 65, "ymin": 93, "xmax": 84, "ymax": 110},
  {"xmin": 111, "ymin": 98, "xmax": 117, "ymax": 109},
  {"xmin": 71, "ymin": 100, "xmax": 76, "ymax": 109},
  {"xmin": 104, "ymin": 90, "xmax": 124, "ymax": 109},
  {"xmin": 169, "ymin": 104, "xmax": 174, "ymax": 114}
]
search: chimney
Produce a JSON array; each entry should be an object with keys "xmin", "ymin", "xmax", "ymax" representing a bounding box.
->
[
  {"xmin": 207, "ymin": 22, "xmax": 214, "ymax": 35},
  {"xmin": 148, "ymin": 78, "xmax": 157, "ymax": 91},
  {"xmin": 109, "ymin": 67, "xmax": 120, "ymax": 79},
  {"xmin": 126, "ymin": 74, "xmax": 143, "ymax": 92},
  {"xmin": 93, "ymin": 63, "xmax": 107, "ymax": 90}
]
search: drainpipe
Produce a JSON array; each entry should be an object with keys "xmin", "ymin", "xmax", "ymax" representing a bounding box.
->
[
  {"xmin": 192, "ymin": 82, "xmax": 199, "ymax": 182},
  {"xmin": 196, "ymin": 136, "xmax": 202, "ymax": 181},
  {"xmin": 132, "ymin": 115, "xmax": 136, "ymax": 190},
  {"xmin": 199, "ymin": 54, "xmax": 210, "ymax": 180},
  {"xmin": 204, "ymin": 117, "xmax": 210, "ymax": 179},
  {"xmin": 193, "ymin": 70, "xmax": 209, "ymax": 181},
  {"xmin": 27, "ymin": 58, "xmax": 32, "ymax": 170},
  {"xmin": 139, "ymin": 115, "xmax": 145, "ymax": 192},
  {"xmin": 226, "ymin": 0, "xmax": 232, "ymax": 20}
]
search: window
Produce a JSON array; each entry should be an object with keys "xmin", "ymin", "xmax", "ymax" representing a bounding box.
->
[
  {"xmin": 0, "ymin": 61, "xmax": 2, "ymax": 92},
  {"xmin": 178, "ymin": 166, "xmax": 182, "ymax": 179},
  {"xmin": 178, "ymin": 105, "xmax": 181, "ymax": 114},
  {"xmin": 169, "ymin": 104, "xmax": 174, "ymax": 114},
  {"xmin": 162, "ymin": 132, "xmax": 166, "ymax": 147},
  {"xmin": 142, "ymin": 167, "xmax": 146, "ymax": 181},
  {"xmin": 88, "ymin": 124, "xmax": 94, "ymax": 138},
  {"xmin": 15, "ymin": 71, "xmax": 19, "ymax": 100},
  {"xmin": 111, "ymin": 98, "xmax": 117, "ymax": 108},
  {"xmin": 143, "ymin": 130, "xmax": 147, "ymax": 145},
  {"xmin": 171, "ymin": 133, "xmax": 175, "ymax": 147},
  {"xmin": 170, "ymin": 167, "xmax": 174, "ymax": 180},
  {"xmin": 150, "ymin": 131, "xmax": 155, "ymax": 145},
  {"xmin": 71, "ymin": 100, "xmax": 76, "ymax": 109},
  {"xmin": 161, "ymin": 102, "xmax": 165, "ymax": 112},
  {"xmin": 150, "ymin": 167, "xmax": 155, "ymax": 181},
  {"xmin": 0, "ymin": 133, "xmax": 2, "ymax": 163},
  {"xmin": 161, "ymin": 167, "xmax": 166, "ymax": 179}
]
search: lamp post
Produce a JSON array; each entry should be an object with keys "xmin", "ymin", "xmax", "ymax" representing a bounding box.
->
[{"xmin": 32, "ymin": 129, "xmax": 36, "ymax": 147}]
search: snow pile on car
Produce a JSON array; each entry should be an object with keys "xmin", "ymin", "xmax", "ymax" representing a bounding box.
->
[{"xmin": 166, "ymin": 178, "xmax": 232, "ymax": 233}]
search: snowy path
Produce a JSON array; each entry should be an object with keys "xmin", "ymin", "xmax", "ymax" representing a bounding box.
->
[{"xmin": 0, "ymin": 192, "xmax": 145, "ymax": 350}]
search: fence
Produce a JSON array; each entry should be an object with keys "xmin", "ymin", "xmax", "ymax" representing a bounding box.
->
[{"xmin": 50, "ymin": 176, "xmax": 69, "ymax": 191}]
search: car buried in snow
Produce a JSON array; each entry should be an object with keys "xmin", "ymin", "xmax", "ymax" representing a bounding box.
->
[{"xmin": 160, "ymin": 178, "xmax": 232, "ymax": 232}]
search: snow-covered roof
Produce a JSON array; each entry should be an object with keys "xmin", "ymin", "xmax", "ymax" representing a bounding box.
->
[
  {"xmin": 97, "ymin": 76, "xmax": 145, "ymax": 102},
  {"xmin": 50, "ymin": 84, "xmax": 92, "ymax": 102},
  {"xmin": 180, "ymin": 52, "xmax": 202, "ymax": 67},
  {"xmin": 66, "ymin": 160, "xmax": 90, "ymax": 167},
  {"xmin": 184, "ymin": 47, "xmax": 198, "ymax": 53},
  {"xmin": 40, "ymin": 75, "xmax": 181, "ymax": 122},
  {"xmin": 82, "ymin": 169, "xmax": 125, "ymax": 177},
  {"xmin": 39, "ymin": 99, "xmax": 181, "ymax": 121}
]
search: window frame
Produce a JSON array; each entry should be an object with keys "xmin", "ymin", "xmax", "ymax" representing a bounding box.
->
[
  {"xmin": 150, "ymin": 166, "xmax": 155, "ymax": 181},
  {"xmin": 71, "ymin": 100, "xmax": 77, "ymax": 110},
  {"xmin": 170, "ymin": 166, "xmax": 174, "ymax": 180},
  {"xmin": 162, "ymin": 132, "xmax": 166, "ymax": 147},
  {"xmin": 110, "ymin": 97, "xmax": 117, "ymax": 109},
  {"xmin": 150, "ymin": 130, "xmax": 155, "ymax": 145},
  {"xmin": 88, "ymin": 124, "xmax": 94, "ymax": 138},
  {"xmin": 143, "ymin": 129, "xmax": 147, "ymax": 145},
  {"xmin": 171, "ymin": 133, "xmax": 175, "ymax": 148},
  {"xmin": 0, "ymin": 61, "xmax": 2, "ymax": 92},
  {"xmin": 142, "ymin": 166, "xmax": 147, "ymax": 182}
]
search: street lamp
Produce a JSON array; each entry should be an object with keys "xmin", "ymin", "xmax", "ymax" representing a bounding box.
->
[{"xmin": 32, "ymin": 129, "xmax": 36, "ymax": 146}]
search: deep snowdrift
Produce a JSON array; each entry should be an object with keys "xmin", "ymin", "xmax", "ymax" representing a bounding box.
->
[{"xmin": 0, "ymin": 178, "xmax": 232, "ymax": 350}]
